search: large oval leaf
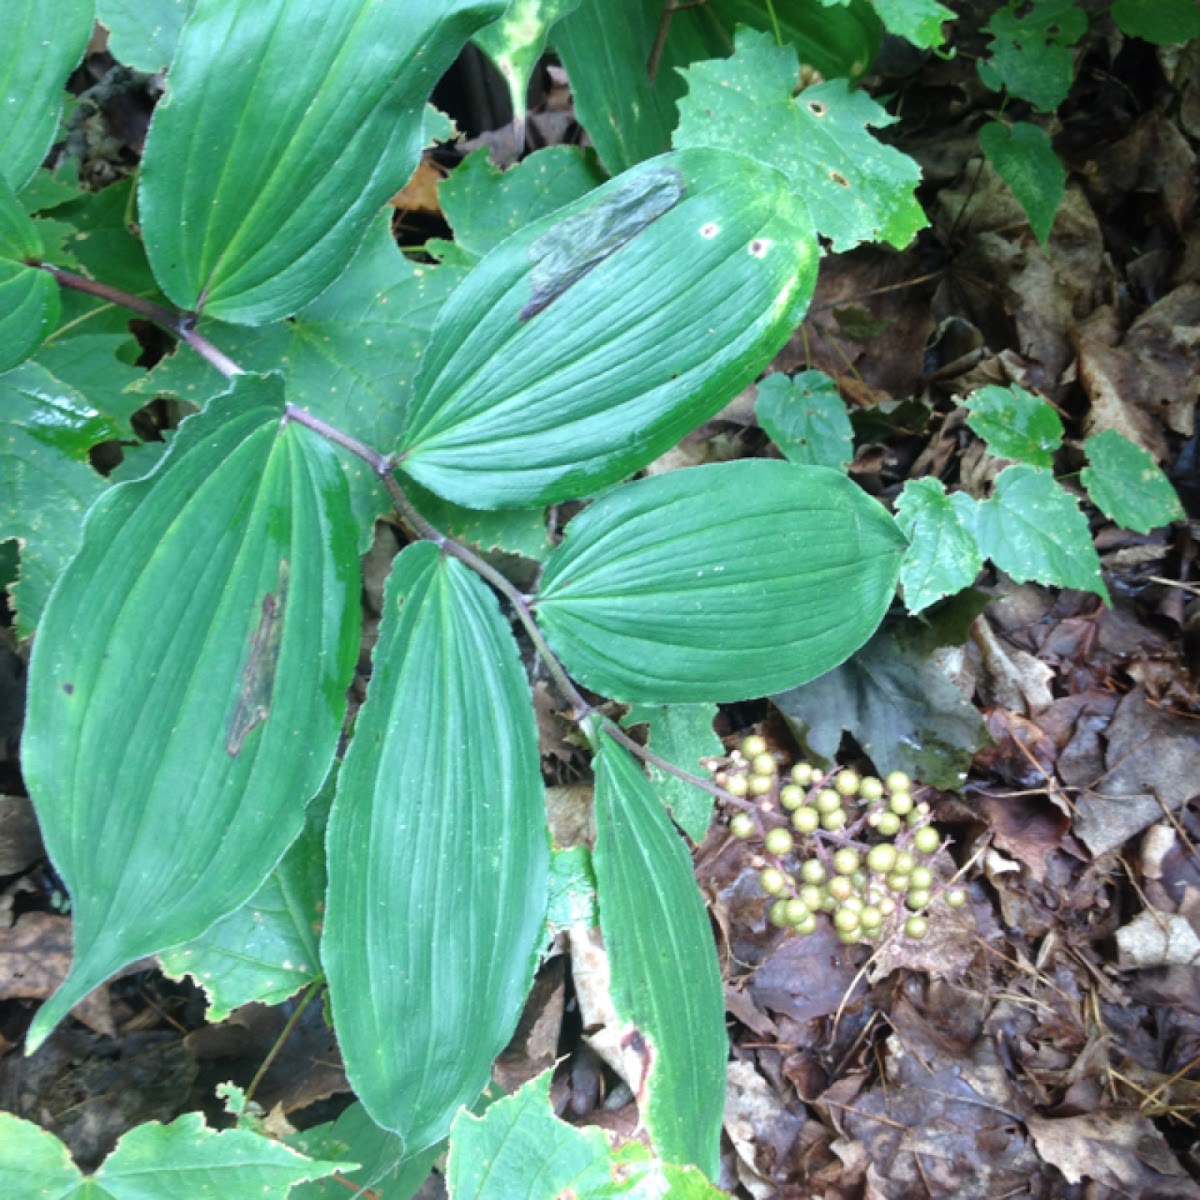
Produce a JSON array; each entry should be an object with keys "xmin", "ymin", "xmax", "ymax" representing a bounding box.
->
[
  {"xmin": 0, "ymin": 177, "xmax": 61, "ymax": 371},
  {"xmin": 0, "ymin": 0, "xmax": 94, "ymax": 189},
  {"xmin": 592, "ymin": 733, "xmax": 726, "ymax": 1177},
  {"xmin": 23, "ymin": 377, "xmax": 360, "ymax": 1049},
  {"xmin": 138, "ymin": 0, "xmax": 504, "ymax": 323},
  {"xmin": 534, "ymin": 460, "xmax": 908, "ymax": 703},
  {"xmin": 323, "ymin": 541, "xmax": 548, "ymax": 1151},
  {"xmin": 396, "ymin": 148, "xmax": 817, "ymax": 509}
]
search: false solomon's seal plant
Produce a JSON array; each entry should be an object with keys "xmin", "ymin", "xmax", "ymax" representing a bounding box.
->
[{"xmin": 2, "ymin": 0, "xmax": 920, "ymax": 1189}]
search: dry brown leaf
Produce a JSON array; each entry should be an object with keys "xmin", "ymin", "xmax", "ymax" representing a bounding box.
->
[{"xmin": 1027, "ymin": 1110, "xmax": 1200, "ymax": 1193}]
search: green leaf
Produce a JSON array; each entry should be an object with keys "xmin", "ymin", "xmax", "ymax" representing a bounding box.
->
[
  {"xmin": 1082, "ymin": 429, "xmax": 1184, "ymax": 533},
  {"xmin": 138, "ymin": 0, "xmax": 504, "ymax": 323},
  {"xmin": 774, "ymin": 598, "xmax": 990, "ymax": 790},
  {"xmin": 756, "ymin": 370, "xmax": 854, "ymax": 469},
  {"xmin": 397, "ymin": 149, "xmax": 818, "ymax": 509},
  {"xmin": 547, "ymin": 846, "xmax": 598, "ymax": 931},
  {"xmin": 474, "ymin": 0, "xmax": 582, "ymax": 125},
  {"xmin": 592, "ymin": 734, "xmax": 726, "ymax": 1176},
  {"xmin": 553, "ymin": 0, "xmax": 881, "ymax": 174},
  {"xmin": 978, "ymin": 121, "xmax": 1065, "ymax": 245},
  {"xmin": 447, "ymin": 1069, "xmax": 726, "ymax": 1198},
  {"xmin": 534, "ymin": 460, "xmax": 907, "ymax": 703},
  {"xmin": 0, "ymin": 362, "xmax": 112, "ymax": 637},
  {"xmin": 0, "ymin": 1111, "xmax": 350, "ymax": 1198},
  {"xmin": 405, "ymin": 480, "xmax": 552, "ymax": 563},
  {"xmin": 895, "ymin": 478, "xmax": 983, "ymax": 613},
  {"xmin": 136, "ymin": 213, "xmax": 467, "ymax": 548},
  {"xmin": 98, "ymin": 0, "xmax": 195, "ymax": 72},
  {"xmin": 35, "ymin": 331, "xmax": 147, "ymax": 435},
  {"xmin": 159, "ymin": 795, "xmax": 327, "ymax": 1021},
  {"xmin": 22, "ymin": 377, "xmax": 360, "ymax": 1051},
  {"xmin": 46, "ymin": 178, "xmax": 165, "ymax": 302},
  {"xmin": 0, "ymin": 1, "xmax": 93, "ymax": 190},
  {"xmin": 17, "ymin": 164, "xmax": 85, "ymax": 215},
  {"xmin": 290, "ymin": 1103, "xmax": 437, "ymax": 1200},
  {"xmin": 961, "ymin": 383, "xmax": 1063, "ymax": 468},
  {"xmin": 622, "ymin": 704, "xmax": 723, "ymax": 842},
  {"xmin": 867, "ymin": 0, "xmax": 954, "ymax": 48},
  {"xmin": 977, "ymin": 0, "xmax": 1087, "ymax": 112},
  {"xmin": 323, "ymin": 541, "xmax": 548, "ymax": 1151},
  {"xmin": 1112, "ymin": 0, "xmax": 1200, "ymax": 44},
  {"xmin": 974, "ymin": 463, "xmax": 1109, "ymax": 601},
  {"xmin": 438, "ymin": 146, "xmax": 606, "ymax": 265},
  {"xmin": 674, "ymin": 27, "xmax": 925, "ymax": 252},
  {"xmin": 0, "ymin": 177, "xmax": 61, "ymax": 371}
]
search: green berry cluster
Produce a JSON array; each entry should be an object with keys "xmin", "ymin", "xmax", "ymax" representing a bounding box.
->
[{"xmin": 713, "ymin": 736, "xmax": 966, "ymax": 946}]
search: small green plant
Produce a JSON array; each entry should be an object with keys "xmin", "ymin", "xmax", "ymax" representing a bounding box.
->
[{"xmin": 975, "ymin": 0, "xmax": 1200, "ymax": 244}]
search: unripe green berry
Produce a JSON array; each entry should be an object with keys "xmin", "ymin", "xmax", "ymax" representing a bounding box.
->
[
  {"xmin": 886, "ymin": 872, "xmax": 911, "ymax": 894},
  {"xmin": 748, "ymin": 773, "xmax": 774, "ymax": 796},
  {"xmin": 833, "ymin": 848, "xmax": 861, "ymax": 875},
  {"xmin": 820, "ymin": 808, "xmax": 847, "ymax": 832},
  {"xmin": 879, "ymin": 896, "xmax": 897, "ymax": 916},
  {"xmin": 888, "ymin": 790, "xmax": 913, "ymax": 816},
  {"xmin": 769, "ymin": 899, "xmax": 790, "ymax": 927},
  {"xmin": 764, "ymin": 827, "xmax": 794, "ymax": 857},
  {"xmin": 876, "ymin": 811, "xmax": 902, "ymax": 837},
  {"xmin": 835, "ymin": 769, "xmax": 860, "ymax": 797},
  {"xmin": 840, "ymin": 893, "xmax": 864, "ymax": 913},
  {"xmin": 791, "ymin": 806, "xmax": 820, "ymax": 834},
  {"xmin": 906, "ymin": 809, "xmax": 924, "ymax": 828},
  {"xmin": 833, "ymin": 906, "xmax": 860, "ymax": 932},
  {"xmin": 894, "ymin": 851, "xmax": 916, "ymax": 874},
  {"xmin": 799, "ymin": 884, "xmax": 824, "ymax": 910},
  {"xmin": 759, "ymin": 867, "xmax": 787, "ymax": 895},
  {"xmin": 860, "ymin": 905, "xmax": 883, "ymax": 930},
  {"xmin": 819, "ymin": 891, "xmax": 838, "ymax": 912},
  {"xmin": 836, "ymin": 929, "xmax": 861, "ymax": 945},
  {"xmin": 886, "ymin": 771, "xmax": 912, "ymax": 793},
  {"xmin": 751, "ymin": 752, "xmax": 777, "ymax": 777},
  {"xmin": 741, "ymin": 735, "xmax": 768, "ymax": 759},
  {"xmin": 827, "ymin": 875, "xmax": 854, "ymax": 902},
  {"xmin": 784, "ymin": 897, "xmax": 810, "ymax": 924},
  {"xmin": 800, "ymin": 859, "xmax": 826, "ymax": 884},
  {"xmin": 859, "ymin": 776, "xmax": 884, "ymax": 802},
  {"xmin": 793, "ymin": 913, "xmax": 817, "ymax": 936},
  {"xmin": 945, "ymin": 887, "xmax": 967, "ymax": 908},
  {"xmin": 780, "ymin": 784, "xmax": 805, "ymax": 810},
  {"xmin": 866, "ymin": 844, "xmax": 897, "ymax": 873},
  {"xmin": 906, "ymin": 888, "xmax": 932, "ymax": 910},
  {"xmin": 790, "ymin": 762, "xmax": 814, "ymax": 786},
  {"xmin": 913, "ymin": 826, "xmax": 941, "ymax": 855},
  {"xmin": 730, "ymin": 812, "xmax": 756, "ymax": 839},
  {"xmin": 904, "ymin": 914, "xmax": 929, "ymax": 939},
  {"xmin": 725, "ymin": 773, "xmax": 749, "ymax": 798},
  {"xmin": 910, "ymin": 866, "xmax": 933, "ymax": 891},
  {"xmin": 815, "ymin": 788, "xmax": 842, "ymax": 814}
]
